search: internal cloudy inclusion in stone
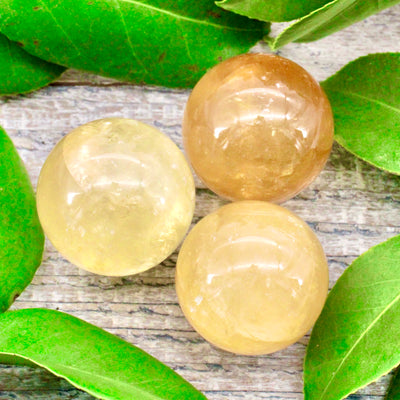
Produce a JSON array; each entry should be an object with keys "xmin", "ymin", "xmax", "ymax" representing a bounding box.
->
[
  {"xmin": 183, "ymin": 53, "xmax": 334, "ymax": 203},
  {"xmin": 36, "ymin": 118, "xmax": 195, "ymax": 276},
  {"xmin": 176, "ymin": 201, "xmax": 328, "ymax": 355}
]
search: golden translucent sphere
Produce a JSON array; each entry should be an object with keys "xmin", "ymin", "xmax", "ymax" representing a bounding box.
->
[
  {"xmin": 176, "ymin": 201, "xmax": 328, "ymax": 355},
  {"xmin": 183, "ymin": 54, "xmax": 334, "ymax": 203},
  {"xmin": 37, "ymin": 118, "xmax": 195, "ymax": 276}
]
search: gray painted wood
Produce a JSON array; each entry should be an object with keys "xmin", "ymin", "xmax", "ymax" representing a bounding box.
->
[{"xmin": 1, "ymin": 5, "xmax": 400, "ymax": 399}]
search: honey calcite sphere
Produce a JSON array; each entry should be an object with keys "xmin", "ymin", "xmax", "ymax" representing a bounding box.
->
[
  {"xmin": 37, "ymin": 118, "xmax": 195, "ymax": 276},
  {"xmin": 176, "ymin": 201, "xmax": 328, "ymax": 355},
  {"xmin": 183, "ymin": 54, "xmax": 334, "ymax": 203}
]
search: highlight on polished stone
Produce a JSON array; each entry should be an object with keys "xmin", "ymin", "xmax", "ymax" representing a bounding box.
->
[
  {"xmin": 36, "ymin": 118, "xmax": 195, "ymax": 276},
  {"xmin": 182, "ymin": 53, "xmax": 334, "ymax": 203},
  {"xmin": 176, "ymin": 201, "xmax": 329, "ymax": 355}
]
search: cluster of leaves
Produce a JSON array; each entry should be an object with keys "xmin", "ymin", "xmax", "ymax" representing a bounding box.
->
[
  {"xmin": 0, "ymin": 0, "xmax": 399, "ymax": 94},
  {"xmin": 1, "ymin": 1, "xmax": 400, "ymax": 400},
  {"xmin": 219, "ymin": 0, "xmax": 400, "ymax": 49},
  {"xmin": 0, "ymin": 0, "xmax": 266, "ymax": 94}
]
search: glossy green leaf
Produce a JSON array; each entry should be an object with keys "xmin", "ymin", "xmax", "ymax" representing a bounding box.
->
[
  {"xmin": 304, "ymin": 234, "xmax": 400, "ymax": 400},
  {"xmin": 0, "ymin": 0, "xmax": 266, "ymax": 88},
  {"xmin": 0, "ymin": 126, "xmax": 44, "ymax": 313},
  {"xmin": 216, "ymin": 0, "xmax": 331, "ymax": 22},
  {"xmin": 269, "ymin": 0, "xmax": 400, "ymax": 50},
  {"xmin": 386, "ymin": 368, "xmax": 400, "ymax": 400},
  {"xmin": 0, "ymin": 308, "xmax": 207, "ymax": 400},
  {"xmin": 321, "ymin": 53, "xmax": 400, "ymax": 175},
  {"xmin": 0, "ymin": 33, "xmax": 65, "ymax": 95}
]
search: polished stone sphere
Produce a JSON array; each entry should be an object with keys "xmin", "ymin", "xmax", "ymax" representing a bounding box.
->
[
  {"xmin": 183, "ymin": 54, "xmax": 334, "ymax": 203},
  {"xmin": 176, "ymin": 201, "xmax": 328, "ymax": 355},
  {"xmin": 37, "ymin": 118, "xmax": 195, "ymax": 276}
]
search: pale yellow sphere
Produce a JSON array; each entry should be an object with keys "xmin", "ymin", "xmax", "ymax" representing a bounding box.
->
[
  {"xmin": 176, "ymin": 201, "xmax": 328, "ymax": 355},
  {"xmin": 37, "ymin": 118, "xmax": 195, "ymax": 276}
]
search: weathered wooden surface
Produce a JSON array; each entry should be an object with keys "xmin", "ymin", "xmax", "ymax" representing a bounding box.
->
[{"xmin": 1, "ymin": 5, "xmax": 400, "ymax": 399}]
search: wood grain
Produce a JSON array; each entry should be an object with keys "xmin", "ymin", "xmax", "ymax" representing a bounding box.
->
[{"xmin": 1, "ymin": 4, "xmax": 400, "ymax": 399}]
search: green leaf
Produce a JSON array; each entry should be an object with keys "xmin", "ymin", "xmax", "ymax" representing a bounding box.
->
[
  {"xmin": 0, "ymin": 33, "xmax": 65, "ymax": 95},
  {"xmin": 0, "ymin": 0, "xmax": 266, "ymax": 88},
  {"xmin": 216, "ymin": 0, "xmax": 331, "ymax": 22},
  {"xmin": 321, "ymin": 53, "xmax": 400, "ymax": 175},
  {"xmin": 304, "ymin": 234, "xmax": 400, "ymax": 400},
  {"xmin": 0, "ymin": 308, "xmax": 208, "ymax": 400},
  {"xmin": 0, "ymin": 126, "xmax": 44, "ymax": 313},
  {"xmin": 269, "ymin": 0, "xmax": 400, "ymax": 50},
  {"xmin": 386, "ymin": 368, "xmax": 400, "ymax": 400}
]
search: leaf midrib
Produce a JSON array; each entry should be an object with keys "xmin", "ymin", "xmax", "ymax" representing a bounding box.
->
[
  {"xmin": 273, "ymin": 0, "xmax": 392, "ymax": 48},
  {"xmin": 120, "ymin": 0, "xmax": 259, "ymax": 31},
  {"xmin": 60, "ymin": 363, "xmax": 165, "ymax": 400},
  {"xmin": 325, "ymin": 88, "xmax": 400, "ymax": 114},
  {"xmin": 318, "ymin": 290, "xmax": 400, "ymax": 399},
  {"xmin": 0, "ymin": 351, "xmax": 167, "ymax": 400},
  {"xmin": 273, "ymin": 0, "xmax": 349, "ymax": 47}
]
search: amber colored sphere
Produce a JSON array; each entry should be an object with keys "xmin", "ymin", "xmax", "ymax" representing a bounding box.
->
[
  {"xmin": 182, "ymin": 54, "xmax": 334, "ymax": 203},
  {"xmin": 176, "ymin": 201, "xmax": 328, "ymax": 355},
  {"xmin": 36, "ymin": 118, "xmax": 195, "ymax": 276}
]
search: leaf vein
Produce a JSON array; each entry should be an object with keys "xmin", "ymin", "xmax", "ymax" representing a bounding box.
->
[
  {"xmin": 37, "ymin": 0, "xmax": 83, "ymax": 61},
  {"xmin": 179, "ymin": 21, "xmax": 194, "ymax": 65},
  {"xmin": 0, "ymin": 319, "xmax": 19, "ymax": 341},
  {"xmin": 113, "ymin": 0, "xmax": 149, "ymax": 75}
]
